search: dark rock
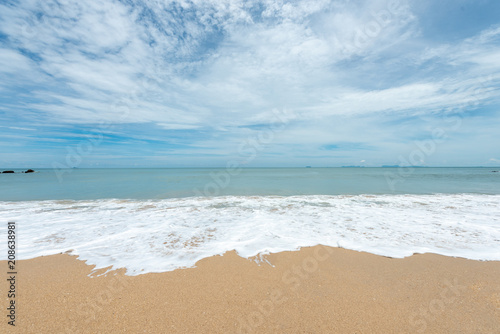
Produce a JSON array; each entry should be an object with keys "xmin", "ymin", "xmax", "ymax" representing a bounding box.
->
[
  {"xmin": 25, "ymin": 169, "xmax": 35, "ymax": 173},
  {"xmin": 2, "ymin": 170, "xmax": 15, "ymax": 173}
]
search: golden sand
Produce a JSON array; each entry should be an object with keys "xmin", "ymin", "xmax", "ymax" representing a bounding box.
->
[{"xmin": 1, "ymin": 246, "xmax": 499, "ymax": 333}]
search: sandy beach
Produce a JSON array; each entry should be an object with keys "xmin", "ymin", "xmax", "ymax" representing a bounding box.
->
[{"xmin": 2, "ymin": 245, "xmax": 500, "ymax": 333}]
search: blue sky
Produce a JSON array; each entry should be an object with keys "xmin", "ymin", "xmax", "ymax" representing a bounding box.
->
[{"xmin": 0, "ymin": 0, "xmax": 499, "ymax": 168}]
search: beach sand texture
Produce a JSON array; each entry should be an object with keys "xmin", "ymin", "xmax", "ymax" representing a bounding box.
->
[{"xmin": 2, "ymin": 245, "xmax": 500, "ymax": 333}]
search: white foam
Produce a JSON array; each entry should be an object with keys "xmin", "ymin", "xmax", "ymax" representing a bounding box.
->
[{"xmin": 1, "ymin": 194, "xmax": 499, "ymax": 275}]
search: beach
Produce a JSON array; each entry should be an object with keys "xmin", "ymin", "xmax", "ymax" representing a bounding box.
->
[
  {"xmin": 2, "ymin": 245, "xmax": 499, "ymax": 333},
  {"xmin": 1, "ymin": 169, "xmax": 500, "ymax": 333},
  {"xmin": 3, "ymin": 0, "xmax": 500, "ymax": 331}
]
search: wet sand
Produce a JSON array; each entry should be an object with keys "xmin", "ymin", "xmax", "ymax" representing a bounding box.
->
[{"xmin": 1, "ymin": 245, "xmax": 500, "ymax": 333}]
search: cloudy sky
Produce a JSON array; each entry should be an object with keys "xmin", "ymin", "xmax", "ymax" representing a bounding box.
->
[{"xmin": 1, "ymin": 0, "xmax": 499, "ymax": 168}]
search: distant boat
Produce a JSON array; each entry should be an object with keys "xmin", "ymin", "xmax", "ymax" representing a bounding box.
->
[{"xmin": 305, "ymin": 166, "xmax": 312, "ymax": 168}]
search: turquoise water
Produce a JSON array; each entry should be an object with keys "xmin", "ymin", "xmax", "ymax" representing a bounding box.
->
[
  {"xmin": 2, "ymin": 167, "xmax": 500, "ymax": 272},
  {"xmin": 1, "ymin": 167, "xmax": 499, "ymax": 201}
]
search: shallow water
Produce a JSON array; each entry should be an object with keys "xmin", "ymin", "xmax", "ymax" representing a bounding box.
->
[{"xmin": 1, "ymin": 168, "xmax": 499, "ymax": 275}]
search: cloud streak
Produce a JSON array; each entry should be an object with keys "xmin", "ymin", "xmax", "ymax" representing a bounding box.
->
[{"xmin": 0, "ymin": 0, "xmax": 499, "ymax": 167}]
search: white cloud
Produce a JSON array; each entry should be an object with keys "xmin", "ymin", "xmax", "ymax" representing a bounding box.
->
[{"xmin": 0, "ymin": 0, "xmax": 499, "ymax": 166}]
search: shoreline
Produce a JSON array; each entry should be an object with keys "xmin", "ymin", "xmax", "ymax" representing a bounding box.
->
[{"xmin": 1, "ymin": 245, "xmax": 500, "ymax": 333}]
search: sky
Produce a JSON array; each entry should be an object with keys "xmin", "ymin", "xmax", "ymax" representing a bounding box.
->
[{"xmin": 0, "ymin": 0, "xmax": 499, "ymax": 168}]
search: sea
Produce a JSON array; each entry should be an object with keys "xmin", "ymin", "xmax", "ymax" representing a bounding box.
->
[{"xmin": 1, "ymin": 167, "xmax": 499, "ymax": 275}]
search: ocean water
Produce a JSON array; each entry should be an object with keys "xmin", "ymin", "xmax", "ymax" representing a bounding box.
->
[
  {"xmin": 1, "ymin": 167, "xmax": 499, "ymax": 200},
  {"xmin": 1, "ymin": 168, "xmax": 499, "ymax": 275}
]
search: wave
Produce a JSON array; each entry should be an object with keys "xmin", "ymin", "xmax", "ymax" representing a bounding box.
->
[{"xmin": 1, "ymin": 194, "xmax": 499, "ymax": 275}]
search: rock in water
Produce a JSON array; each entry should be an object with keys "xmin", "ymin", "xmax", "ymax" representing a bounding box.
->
[
  {"xmin": 25, "ymin": 169, "xmax": 35, "ymax": 173},
  {"xmin": 2, "ymin": 171, "xmax": 15, "ymax": 173}
]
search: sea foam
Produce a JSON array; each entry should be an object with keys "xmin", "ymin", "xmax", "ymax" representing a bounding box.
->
[{"xmin": 1, "ymin": 194, "xmax": 499, "ymax": 275}]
